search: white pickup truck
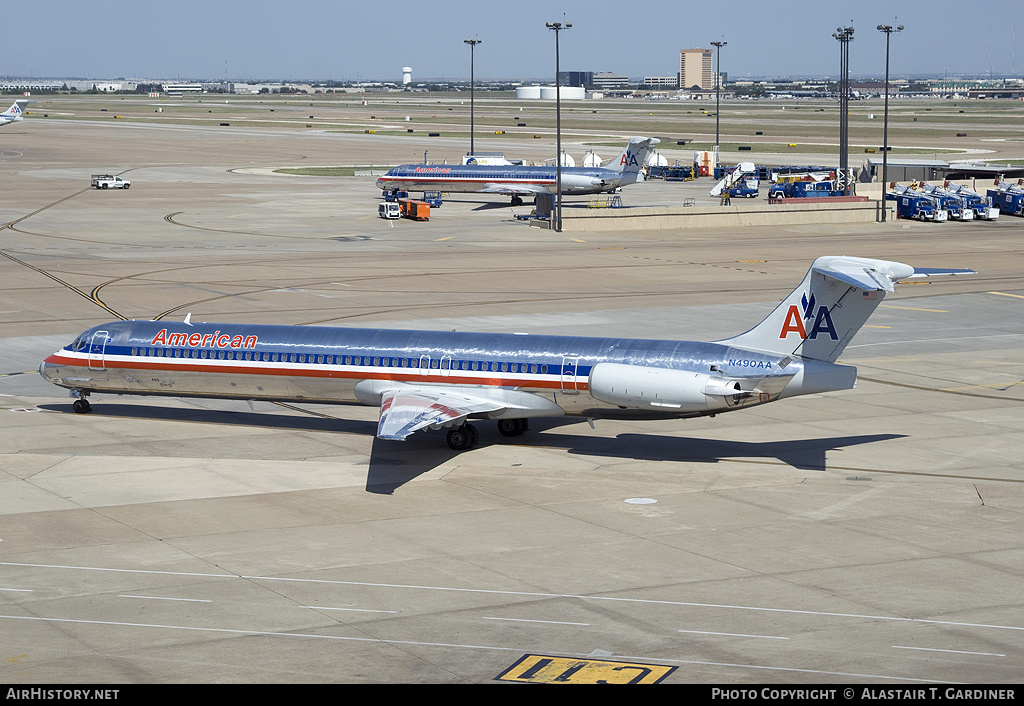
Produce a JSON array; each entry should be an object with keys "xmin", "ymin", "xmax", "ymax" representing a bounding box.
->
[{"xmin": 91, "ymin": 174, "xmax": 131, "ymax": 189}]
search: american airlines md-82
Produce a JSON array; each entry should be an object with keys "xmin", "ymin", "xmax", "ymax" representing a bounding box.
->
[
  {"xmin": 376, "ymin": 136, "xmax": 660, "ymax": 206},
  {"xmin": 40, "ymin": 256, "xmax": 973, "ymax": 451}
]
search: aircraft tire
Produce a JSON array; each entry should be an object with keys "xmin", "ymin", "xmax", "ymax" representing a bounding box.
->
[
  {"xmin": 497, "ymin": 418, "xmax": 528, "ymax": 437},
  {"xmin": 446, "ymin": 425, "xmax": 473, "ymax": 451},
  {"xmin": 72, "ymin": 399, "xmax": 91, "ymax": 414}
]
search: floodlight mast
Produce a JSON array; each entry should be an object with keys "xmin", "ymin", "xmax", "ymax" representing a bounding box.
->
[
  {"xmin": 547, "ymin": 21, "xmax": 571, "ymax": 232},
  {"xmin": 464, "ymin": 39, "xmax": 482, "ymax": 157},
  {"xmin": 877, "ymin": 23, "xmax": 903, "ymax": 222},
  {"xmin": 711, "ymin": 40, "xmax": 727, "ymax": 151},
  {"xmin": 832, "ymin": 26, "xmax": 854, "ymax": 195}
]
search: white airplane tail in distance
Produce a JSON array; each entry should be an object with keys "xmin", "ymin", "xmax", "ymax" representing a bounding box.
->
[
  {"xmin": 0, "ymin": 99, "xmax": 30, "ymax": 126},
  {"xmin": 39, "ymin": 256, "xmax": 974, "ymax": 451}
]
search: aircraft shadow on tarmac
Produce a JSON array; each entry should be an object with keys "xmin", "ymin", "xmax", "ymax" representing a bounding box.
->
[
  {"xmin": 40, "ymin": 403, "xmax": 904, "ymax": 495},
  {"xmin": 367, "ymin": 426, "xmax": 904, "ymax": 494}
]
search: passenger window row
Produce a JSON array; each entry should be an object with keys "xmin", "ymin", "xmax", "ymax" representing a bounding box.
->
[{"xmin": 128, "ymin": 347, "xmax": 551, "ymax": 375}]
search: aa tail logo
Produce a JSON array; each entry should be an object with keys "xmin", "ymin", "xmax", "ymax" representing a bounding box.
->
[
  {"xmin": 780, "ymin": 293, "xmax": 838, "ymax": 340},
  {"xmin": 619, "ymin": 151, "xmax": 640, "ymax": 167}
]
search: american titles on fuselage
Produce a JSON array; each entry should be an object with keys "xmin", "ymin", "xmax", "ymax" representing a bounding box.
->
[{"xmin": 151, "ymin": 328, "xmax": 258, "ymax": 350}]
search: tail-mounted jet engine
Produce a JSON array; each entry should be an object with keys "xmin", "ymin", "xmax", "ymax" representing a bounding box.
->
[{"xmin": 588, "ymin": 363, "xmax": 759, "ymax": 413}]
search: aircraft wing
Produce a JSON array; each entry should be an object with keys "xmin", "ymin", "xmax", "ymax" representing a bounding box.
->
[
  {"xmin": 478, "ymin": 184, "xmax": 551, "ymax": 196},
  {"xmin": 374, "ymin": 384, "xmax": 565, "ymax": 441},
  {"xmin": 376, "ymin": 387, "xmax": 506, "ymax": 441}
]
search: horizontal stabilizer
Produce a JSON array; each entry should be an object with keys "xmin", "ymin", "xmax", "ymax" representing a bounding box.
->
[
  {"xmin": 814, "ymin": 256, "xmax": 913, "ymax": 292},
  {"xmin": 721, "ymin": 256, "xmax": 976, "ymax": 362},
  {"xmin": 907, "ymin": 267, "xmax": 978, "ymax": 279}
]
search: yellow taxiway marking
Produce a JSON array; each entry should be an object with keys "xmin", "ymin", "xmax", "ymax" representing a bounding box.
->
[
  {"xmin": 497, "ymin": 654, "xmax": 676, "ymax": 684},
  {"xmin": 865, "ymin": 325, "xmax": 892, "ymax": 329},
  {"xmin": 571, "ymin": 238, "xmax": 586, "ymax": 243},
  {"xmin": 990, "ymin": 291, "xmax": 1024, "ymax": 299},
  {"xmin": 881, "ymin": 304, "xmax": 948, "ymax": 313},
  {"xmin": 434, "ymin": 236, "xmax": 454, "ymax": 241}
]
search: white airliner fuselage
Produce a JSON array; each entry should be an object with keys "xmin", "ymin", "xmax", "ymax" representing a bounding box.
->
[
  {"xmin": 40, "ymin": 257, "xmax": 974, "ymax": 450},
  {"xmin": 376, "ymin": 137, "xmax": 659, "ymax": 205}
]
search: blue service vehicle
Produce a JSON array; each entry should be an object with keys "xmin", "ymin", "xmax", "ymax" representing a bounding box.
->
[
  {"xmin": 724, "ymin": 178, "xmax": 759, "ymax": 198},
  {"xmin": 886, "ymin": 185, "xmax": 948, "ymax": 221},
  {"xmin": 662, "ymin": 165, "xmax": 696, "ymax": 181},
  {"xmin": 921, "ymin": 183, "xmax": 974, "ymax": 221},
  {"xmin": 768, "ymin": 178, "xmax": 845, "ymax": 199},
  {"xmin": 987, "ymin": 181, "xmax": 1024, "ymax": 216},
  {"xmin": 944, "ymin": 183, "xmax": 999, "ymax": 220},
  {"xmin": 711, "ymin": 162, "xmax": 759, "ymax": 198},
  {"xmin": 422, "ymin": 191, "xmax": 444, "ymax": 207}
]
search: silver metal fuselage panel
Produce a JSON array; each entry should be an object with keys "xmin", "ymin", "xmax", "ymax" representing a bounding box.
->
[{"xmin": 40, "ymin": 320, "xmax": 835, "ymax": 420}]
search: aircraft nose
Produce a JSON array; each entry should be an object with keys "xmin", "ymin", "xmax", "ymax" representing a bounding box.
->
[{"xmin": 39, "ymin": 355, "xmax": 60, "ymax": 382}]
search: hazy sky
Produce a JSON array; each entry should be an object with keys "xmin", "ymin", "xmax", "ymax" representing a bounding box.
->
[{"xmin": 7, "ymin": 0, "xmax": 1023, "ymax": 81}]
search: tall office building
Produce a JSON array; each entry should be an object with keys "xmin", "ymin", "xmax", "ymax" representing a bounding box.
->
[{"xmin": 679, "ymin": 48, "xmax": 713, "ymax": 90}]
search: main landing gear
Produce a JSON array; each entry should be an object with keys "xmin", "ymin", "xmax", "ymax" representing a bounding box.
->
[
  {"xmin": 446, "ymin": 423, "xmax": 477, "ymax": 451},
  {"xmin": 445, "ymin": 419, "xmax": 530, "ymax": 451},
  {"xmin": 72, "ymin": 398, "xmax": 92, "ymax": 414},
  {"xmin": 497, "ymin": 418, "xmax": 529, "ymax": 437}
]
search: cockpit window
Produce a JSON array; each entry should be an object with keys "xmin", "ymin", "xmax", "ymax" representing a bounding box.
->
[{"xmin": 70, "ymin": 335, "xmax": 88, "ymax": 352}]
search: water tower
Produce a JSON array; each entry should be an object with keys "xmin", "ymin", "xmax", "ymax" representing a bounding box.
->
[{"xmin": 402, "ymin": 67, "xmax": 413, "ymax": 85}]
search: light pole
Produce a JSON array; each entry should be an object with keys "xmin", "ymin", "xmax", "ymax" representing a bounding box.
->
[
  {"xmin": 464, "ymin": 39, "xmax": 481, "ymax": 157},
  {"xmin": 877, "ymin": 23, "xmax": 903, "ymax": 222},
  {"xmin": 711, "ymin": 40, "xmax": 726, "ymax": 152},
  {"xmin": 547, "ymin": 20, "xmax": 571, "ymax": 232},
  {"xmin": 832, "ymin": 26, "xmax": 854, "ymax": 195}
]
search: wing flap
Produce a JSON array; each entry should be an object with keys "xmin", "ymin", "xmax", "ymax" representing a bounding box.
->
[{"xmin": 377, "ymin": 388, "xmax": 506, "ymax": 441}]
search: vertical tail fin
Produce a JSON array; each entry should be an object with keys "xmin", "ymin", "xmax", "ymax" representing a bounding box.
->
[
  {"xmin": 605, "ymin": 137, "xmax": 660, "ymax": 179},
  {"xmin": 721, "ymin": 256, "xmax": 973, "ymax": 362},
  {"xmin": 2, "ymin": 100, "xmax": 28, "ymax": 120}
]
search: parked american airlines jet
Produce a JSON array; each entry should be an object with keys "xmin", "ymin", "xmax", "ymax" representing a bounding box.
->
[
  {"xmin": 0, "ymin": 99, "xmax": 30, "ymax": 126},
  {"xmin": 376, "ymin": 136, "xmax": 659, "ymax": 206},
  {"xmin": 40, "ymin": 256, "xmax": 973, "ymax": 451}
]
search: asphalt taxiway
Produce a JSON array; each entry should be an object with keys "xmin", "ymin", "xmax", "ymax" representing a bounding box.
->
[{"xmin": 1, "ymin": 115, "xmax": 1023, "ymax": 684}]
